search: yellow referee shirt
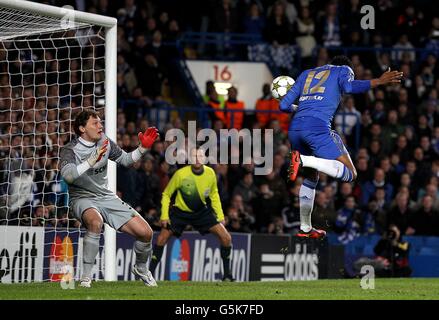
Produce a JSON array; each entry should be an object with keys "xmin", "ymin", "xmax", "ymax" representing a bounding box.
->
[{"xmin": 161, "ymin": 165, "xmax": 224, "ymax": 221}]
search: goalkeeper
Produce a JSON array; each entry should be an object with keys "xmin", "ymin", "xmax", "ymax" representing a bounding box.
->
[
  {"xmin": 149, "ymin": 147, "xmax": 234, "ymax": 281},
  {"xmin": 60, "ymin": 110, "xmax": 159, "ymax": 287}
]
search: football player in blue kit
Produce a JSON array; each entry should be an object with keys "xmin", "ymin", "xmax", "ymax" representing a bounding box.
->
[{"xmin": 279, "ymin": 55, "xmax": 403, "ymax": 239}]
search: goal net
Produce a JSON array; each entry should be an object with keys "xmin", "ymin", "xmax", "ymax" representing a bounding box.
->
[{"xmin": 0, "ymin": 1, "xmax": 117, "ymax": 283}]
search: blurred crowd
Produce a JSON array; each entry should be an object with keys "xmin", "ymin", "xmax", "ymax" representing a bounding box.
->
[{"xmin": 0, "ymin": 0, "xmax": 438, "ymax": 240}]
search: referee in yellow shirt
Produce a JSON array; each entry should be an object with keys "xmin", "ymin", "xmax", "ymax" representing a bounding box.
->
[{"xmin": 149, "ymin": 147, "xmax": 234, "ymax": 281}]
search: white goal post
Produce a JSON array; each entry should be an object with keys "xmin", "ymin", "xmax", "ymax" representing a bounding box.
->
[{"xmin": 0, "ymin": 0, "xmax": 118, "ymax": 282}]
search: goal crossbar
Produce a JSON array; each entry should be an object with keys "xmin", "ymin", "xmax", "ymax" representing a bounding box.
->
[{"xmin": 0, "ymin": 0, "xmax": 117, "ymax": 28}]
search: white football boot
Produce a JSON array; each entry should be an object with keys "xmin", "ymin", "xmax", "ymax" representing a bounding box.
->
[
  {"xmin": 132, "ymin": 265, "xmax": 158, "ymax": 287},
  {"xmin": 79, "ymin": 277, "xmax": 92, "ymax": 288}
]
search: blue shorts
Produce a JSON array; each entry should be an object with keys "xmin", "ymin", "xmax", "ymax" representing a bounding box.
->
[{"xmin": 288, "ymin": 128, "xmax": 348, "ymax": 160}]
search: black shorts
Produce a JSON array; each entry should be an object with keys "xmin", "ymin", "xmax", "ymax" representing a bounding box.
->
[{"xmin": 168, "ymin": 206, "xmax": 219, "ymax": 237}]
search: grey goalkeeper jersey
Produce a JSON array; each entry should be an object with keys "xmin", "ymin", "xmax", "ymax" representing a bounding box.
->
[{"xmin": 60, "ymin": 134, "xmax": 136, "ymax": 200}]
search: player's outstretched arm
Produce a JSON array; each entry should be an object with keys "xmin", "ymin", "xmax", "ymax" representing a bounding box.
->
[
  {"xmin": 110, "ymin": 127, "xmax": 160, "ymax": 167},
  {"xmin": 341, "ymin": 66, "xmax": 403, "ymax": 94},
  {"xmin": 371, "ymin": 68, "xmax": 404, "ymax": 88}
]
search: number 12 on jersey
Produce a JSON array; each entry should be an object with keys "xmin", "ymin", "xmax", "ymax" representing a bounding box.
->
[{"xmin": 302, "ymin": 70, "xmax": 331, "ymax": 95}]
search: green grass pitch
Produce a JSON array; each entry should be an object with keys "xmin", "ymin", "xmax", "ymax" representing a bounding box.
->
[{"xmin": 1, "ymin": 278, "xmax": 439, "ymax": 300}]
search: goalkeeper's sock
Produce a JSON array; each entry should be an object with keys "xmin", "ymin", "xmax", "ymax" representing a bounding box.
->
[
  {"xmin": 133, "ymin": 240, "xmax": 152, "ymax": 273},
  {"xmin": 300, "ymin": 155, "xmax": 354, "ymax": 182},
  {"xmin": 149, "ymin": 245, "xmax": 164, "ymax": 274},
  {"xmin": 82, "ymin": 231, "xmax": 101, "ymax": 279},
  {"xmin": 220, "ymin": 246, "xmax": 232, "ymax": 277},
  {"xmin": 299, "ymin": 179, "xmax": 317, "ymax": 233}
]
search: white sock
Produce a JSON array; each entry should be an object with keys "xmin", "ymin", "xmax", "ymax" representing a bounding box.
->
[
  {"xmin": 300, "ymin": 155, "xmax": 353, "ymax": 181},
  {"xmin": 299, "ymin": 179, "xmax": 317, "ymax": 233}
]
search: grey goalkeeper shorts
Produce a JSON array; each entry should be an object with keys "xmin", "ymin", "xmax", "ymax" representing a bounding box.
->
[{"xmin": 70, "ymin": 195, "xmax": 140, "ymax": 230}]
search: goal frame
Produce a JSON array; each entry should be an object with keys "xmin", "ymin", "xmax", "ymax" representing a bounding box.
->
[{"xmin": 0, "ymin": 0, "xmax": 118, "ymax": 281}]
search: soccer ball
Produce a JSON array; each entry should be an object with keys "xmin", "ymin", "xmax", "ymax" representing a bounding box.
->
[{"xmin": 271, "ymin": 76, "xmax": 295, "ymax": 100}]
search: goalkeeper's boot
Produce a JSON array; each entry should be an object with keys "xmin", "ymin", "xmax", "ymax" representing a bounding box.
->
[
  {"xmin": 79, "ymin": 277, "xmax": 92, "ymax": 288},
  {"xmin": 288, "ymin": 150, "xmax": 302, "ymax": 182},
  {"xmin": 132, "ymin": 265, "xmax": 158, "ymax": 287},
  {"xmin": 296, "ymin": 228, "xmax": 327, "ymax": 240}
]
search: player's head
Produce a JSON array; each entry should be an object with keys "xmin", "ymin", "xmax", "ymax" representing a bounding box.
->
[
  {"xmin": 330, "ymin": 55, "xmax": 354, "ymax": 70},
  {"xmin": 189, "ymin": 145, "xmax": 206, "ymax": 170},
  {"xmin": 74, "ymin": 110, "xmax": 103, "ymax": 142}
]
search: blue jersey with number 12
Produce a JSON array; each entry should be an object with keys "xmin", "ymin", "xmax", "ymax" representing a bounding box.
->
[{"xmin": 279, "ymin": 64, "xmax": 370, "ymax": 130}]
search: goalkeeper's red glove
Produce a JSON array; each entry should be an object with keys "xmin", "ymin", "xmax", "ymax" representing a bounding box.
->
[{"xmin": 138, "ymin": 127, "xmax": 159, "ymax": 152}]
